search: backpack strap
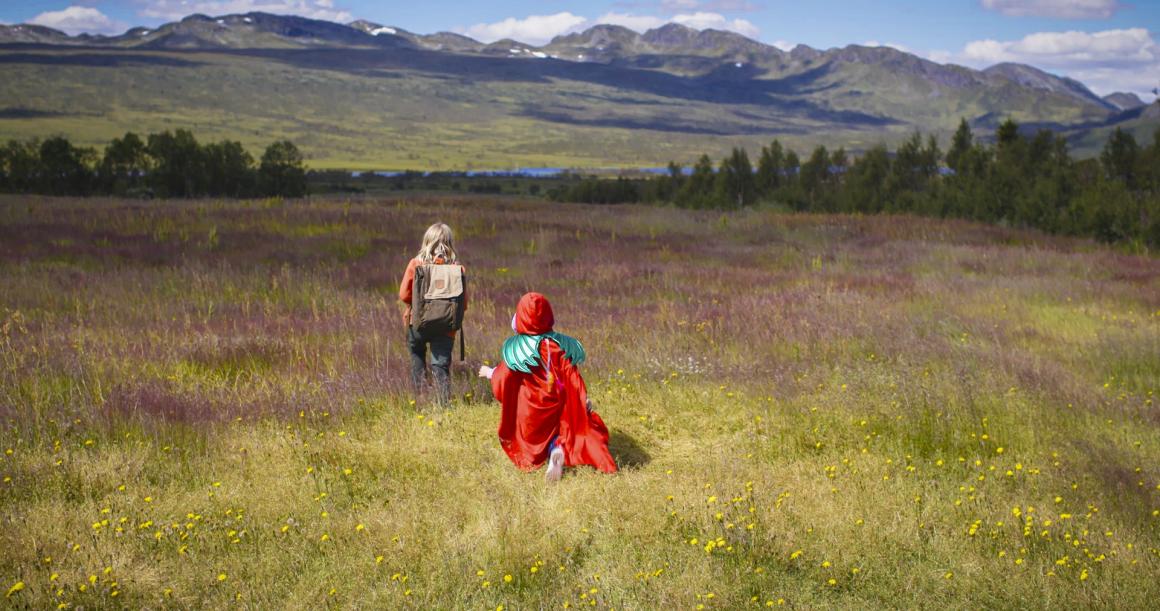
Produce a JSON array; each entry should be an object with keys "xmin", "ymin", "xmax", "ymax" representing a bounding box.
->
[{"xmin": 410, "ymin": 263, "xmax": 427, "ymax": 333}]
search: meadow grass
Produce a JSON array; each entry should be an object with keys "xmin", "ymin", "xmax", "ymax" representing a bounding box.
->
[{"xmin": 0, "ymin": 194, "xmax": 1158, "ymax": 609}]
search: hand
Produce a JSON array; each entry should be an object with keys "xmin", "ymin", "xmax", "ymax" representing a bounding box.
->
[{"xmin": 478, "ymin": 365, "xmax": 494, "ymax": 379}]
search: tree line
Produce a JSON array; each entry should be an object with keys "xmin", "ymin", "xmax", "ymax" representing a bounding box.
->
[
  {"xmin": 0, "ymin": 130, "xmax": 307, "ymax": 198},
  {"xmin": 551, "ymin": 119, "xmax": 1160, "ymax": 246}
]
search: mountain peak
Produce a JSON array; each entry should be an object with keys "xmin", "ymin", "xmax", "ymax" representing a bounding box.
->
[
  {"xmin": 789, "ymin": 44, "xmax": 822, "ymax": 62},
  {"xmin": 348, "ymin": 19, "xmax": 399, "ymax": 37},
  {"xmin": 642, "ymin": 23, "xmax": 699, "ymax": 46},
  {"xmin": 985, "ymin": 62, "xmax": 1111, "ymax": 110},
  {"xmin": 549, "ymin": 24, "xmax": 640, "ymax": 47},
  {"xmin": 1103, "ymin": 91, "xmax": 1146, "ymax": 111}
]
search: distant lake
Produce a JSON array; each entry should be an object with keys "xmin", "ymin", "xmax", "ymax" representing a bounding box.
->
[{"xmin": 355, "ymin": 167, "xmax": 690, "ymax": 178}]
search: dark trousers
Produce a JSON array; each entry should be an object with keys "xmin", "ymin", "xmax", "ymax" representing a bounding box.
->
[{"xmin": 408, "ymin": 327, "xmax": 453, "ymax": 405}]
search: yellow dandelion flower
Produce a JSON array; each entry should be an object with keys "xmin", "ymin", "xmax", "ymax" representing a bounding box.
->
[
  {"xmin": 944, "ymin": 571, "xmax": 953, "ymax": 579},
  {"xmin": 217, "ymin": 573, "xmax": 227, "ymax": 582},
  {"xmin": 504, "ymin": 574, "xmax": 513, "ymax": 583},
  {"xmin": 6, "ymin": 582, "xmax": 24, "ymax": 597}
]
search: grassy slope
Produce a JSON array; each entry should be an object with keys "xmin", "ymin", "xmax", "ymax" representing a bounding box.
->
[
  {"xmin": 0, "ymin": 195, "xmax": 1158, "ymax": 608},
  {"xmin": 3, "ymin": 47, "xmax": 1150, "ymax": 168},
  {"xmin": 0, "ymin": 48, "xmax": 867, "ymax": 170}
]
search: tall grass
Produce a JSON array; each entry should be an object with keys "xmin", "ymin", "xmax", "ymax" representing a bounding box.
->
[{"xmin": 1, "ymin": 195, "xmax": 1157, "ymax": 608}]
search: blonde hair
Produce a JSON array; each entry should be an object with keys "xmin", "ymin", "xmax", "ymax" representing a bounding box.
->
[{"xmin": 417, "ymin": 222, "xmax": 458, "ymax": 263}]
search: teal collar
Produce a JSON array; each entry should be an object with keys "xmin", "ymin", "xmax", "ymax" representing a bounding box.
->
[{"xmin": 501, "ymin": 332, "xmax": 586, "ymax": 373}]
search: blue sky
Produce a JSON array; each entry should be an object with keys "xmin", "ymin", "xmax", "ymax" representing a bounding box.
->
[{"xmin": 3, "ymin": 1, "xmax": 1158, "ymax": 97}]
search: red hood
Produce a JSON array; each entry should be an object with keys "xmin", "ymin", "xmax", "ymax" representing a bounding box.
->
[{"xmin": 515, "ymin": 292, "xmax": 554, "ymax": 335}]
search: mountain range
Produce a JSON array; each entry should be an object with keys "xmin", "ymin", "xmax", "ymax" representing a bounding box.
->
[{"xmin": 0, "ymin": 12, "xmax": 1155, "ymax": 169}]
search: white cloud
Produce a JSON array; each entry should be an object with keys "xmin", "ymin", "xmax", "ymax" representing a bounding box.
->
[
  {"xmin": 594, "ymin": 12, "xmax": 665, "ymax": 32},
  {"xmin": 770, "ymin": 39, "xmax": 794, "ymax": 51},
  {"xmin": 463, "ymin": 12, "xmax": 588, "ymax": 44},
  {"xmin": 927, "ymin": 49, "xmax": 954, "ymax": 63},
  {"xmin": 981, "ymin": 0, "xmax": 1122, "ymax": 19},
  {"xmin": 671, "ymin": 12, "xmax": 759, "ymax": 37},
  {"xmin": 947, "ymin": 28, "xmax": 1158, "ymax": 98},
  {"xmin": 659, "ymin": 0, "xmax": 762, "ymax": 10},
  {"xmin": 30, "ymin": 6, "xmax": 128, "ymax": 35},
  {"xmin": 137, "ymin": 1, "xmax": 352, "ymax": 23},
  {"xmin": 1063, "ymin": 66, "xmax": 1159, "ymax": 100},
  {"xmin": 962, "ymin": 28, "xmax": 1155, "ymax": 68},
  {"xmin": 462, "ymin": 10, "xmax": 760, "ymax": 44},
  {"xmin": 863, "ymin": 40, "xmax": 911, "ymax": 53}
]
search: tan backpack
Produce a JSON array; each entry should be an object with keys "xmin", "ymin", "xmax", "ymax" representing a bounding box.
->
[{"xmin": 411, "ymin": 264, "xmax": 466, "ymax": 356}]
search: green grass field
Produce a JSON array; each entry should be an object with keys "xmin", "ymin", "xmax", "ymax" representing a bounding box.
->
[{"xmin": 1, "ymin": 194, "xmax": 1158, "ymax": 608}]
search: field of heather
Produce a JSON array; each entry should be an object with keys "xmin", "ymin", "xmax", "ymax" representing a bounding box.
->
[{"xmin": 1, "ymin": 194, "xmax": 1158, "ymax": 609}]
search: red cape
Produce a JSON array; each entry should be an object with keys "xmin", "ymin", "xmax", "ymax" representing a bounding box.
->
[{"xmin": 490, "ymin": 293, "xmax": 617, "ymax": 473}]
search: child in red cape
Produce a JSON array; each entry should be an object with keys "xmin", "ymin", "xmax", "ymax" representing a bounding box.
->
[{"xmin": 478, "ymin": 292, "xmax": 617, "ymax": 481}]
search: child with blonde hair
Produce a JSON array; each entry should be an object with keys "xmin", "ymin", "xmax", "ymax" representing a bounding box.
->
[{"xmin": 400, "ymin": 222, "xmax": 467, "ymax": 405}]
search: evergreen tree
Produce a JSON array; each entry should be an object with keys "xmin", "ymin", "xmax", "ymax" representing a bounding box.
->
[
  {"xmin": 147, "ymin": 129, "xmax": 206, "ymax": 197},
  {"xmin": 715, "ymin": 147, "xmax": 755, "ymax": 208},
  {"xmin": 655, "ymin": 161, "xmax": 684, "ymax": 202},
  {"xmin": 783, "ymin": 150, "xmax": 800, "ymax": 184},
  {"xmin": 799, "ymin": 145, "xmax": 830, "ymax": 210},
  {"xmin": 1100, "ymin": 127, "xmax": 1140, "ymax": 189},
  {"xmin": 204, "ymin": 140, "xmax": 255, "ymax": 197},
  {"xmin": 259, "ymin": 140, "xmax": 307, "ymax": 197},
  {"xmin": 38, "ymin": 136, "xmax": 93, "ymax": 195},
  {"xmin": 779, "ymin": 149, "xmax": 805, "ymax": 209},
  {"xmin": 0, "ymin": 139, "xmax": 40, "ymax": 193},
  {"xmin": 678, "ymin": 154, "xmax": 716, "ymax": 208},
  {"xmin": 100, "ymin": 132, "xmax": 148, "ymax": 195},
  {"xmin": 845, "ymin": 144, "xmax": 891, "ymax": 213},
  {"xmin": 829, "ymin": 147, "xmax": 848, "ymax": 186},
  {"xmin": 946, "ymin": 118, "xmax": 973, "ymax": 175},
  {"xmin": 996, "ymin": 118, "xmax": 1020, "ymax": 150},
  {"xmin": 755, "ymin": 139, "xmax": 784, "ymax": 195},
  {"xmin": 988, "ymin": 120, "xmax": 1026, "ymax": 222}
]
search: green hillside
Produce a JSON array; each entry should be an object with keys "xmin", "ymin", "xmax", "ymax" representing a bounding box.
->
[{"xmin": 0, "ymin": 12, "xmax": 1154, "ymax": 168}]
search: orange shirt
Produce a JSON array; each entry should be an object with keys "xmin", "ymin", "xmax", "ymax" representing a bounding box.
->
[{"xmin": 399, "ymin": 257, "xmax": 467, "ymax": 333}]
